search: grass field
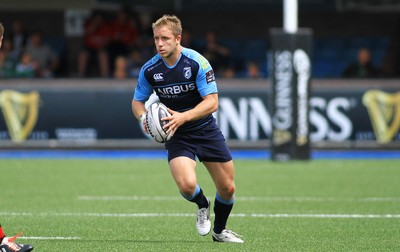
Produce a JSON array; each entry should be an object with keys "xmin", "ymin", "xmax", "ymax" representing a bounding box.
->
[{"xmin": 1, "ymin": 158, "xmax": 399, "ymax": 251}]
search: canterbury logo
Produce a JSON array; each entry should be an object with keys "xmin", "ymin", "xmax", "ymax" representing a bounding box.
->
[
  {"xmin": 153, "ymin": 73, "xmax": 164, "ymax": 81},
  {"xmin": 0, "ymin": 90, "xmax": 40, "ymax": 142},
  {"xmin": 362, "ymin": 90, "xmax": 400, "ymax": 143}
]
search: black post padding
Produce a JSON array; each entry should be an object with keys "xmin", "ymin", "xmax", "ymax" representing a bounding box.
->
[{"xmin": 269, "ymin": 28, "xmax": 313, "ymax": 161}]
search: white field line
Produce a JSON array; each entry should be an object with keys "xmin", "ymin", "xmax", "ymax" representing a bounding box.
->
[
  {"xmin": 1, "ymin": 212, "xmax": 400, "ymax": 219},
  {"xmin": 77, "ymin": 195, "xmax": 400, "ymax": 202},
  {"xmin": 19, "ymin": 236, "xmax": 81, "ymax": 240}
]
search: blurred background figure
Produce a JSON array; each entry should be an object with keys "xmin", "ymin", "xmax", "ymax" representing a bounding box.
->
[
  {"xmin": 0, "ymin": 38, "xmax": 17, "ymax": 78},
  {"xmin": 201, "ymin": 31, "xmax": 231, "ymax": 76},
  {"xmin": 0, "ymin": 50, "xmax": 13, "ymax": 78},
  {"xmin": 246, "ymin": 61, "xmax": 262, "ymax": 79},
  {"xmin": 15, "ymin": 51, "xmax": 37, "ymax": 78},
  {"xmin": 126, "ymin": 47, "xmax": 143, "ymax": 78},
  {"xmin": 107, "ymin": 6, "xmax": 140, "ymax": 75},
  {"xmin": 77, "ymin": 11, "xmax": 111, "ymax": 78},
  {"xmin": 113, "ymin": 55, "xmax": 128, "ymax": 79},
  {"xmin": 181, "ymin": 29, "xmax": 193, "ymax": 48},
  {"xmin": 8, "ymin": 19, "xmax": 28, "ymax": 59},
  {"xmin": 342, "ymin": 47, "xmax": 383, "ymax": 79},
  {"xmin": 181, "ymin": 28, "xmax": 201, "ymax": 52},
  {"xmin": 25, "ymin": 30, "xmax": 59, "ymax": 78},
  {"xmin": 221, "ymin": 65, "xmax": 235, "ymax": 79}
]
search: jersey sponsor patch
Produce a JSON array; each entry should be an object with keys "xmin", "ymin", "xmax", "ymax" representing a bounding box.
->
[
  {"xmin": 198, "ymin": 56, "xmax": 209, "ymax": 70},
  {"xmin": 206, "ymin": 70, "xmax": 215, "ymax": 84}
]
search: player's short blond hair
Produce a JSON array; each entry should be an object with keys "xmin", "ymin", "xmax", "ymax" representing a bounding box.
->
[
  {"xmin": 152, "ymin": 15, "xmax": 182, "ymax": 37},
  {"xmin": 0, "ymin": 22, "xmax": 4, "ymax": 37}
]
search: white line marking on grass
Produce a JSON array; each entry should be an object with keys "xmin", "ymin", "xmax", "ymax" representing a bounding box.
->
[
  {"xmin": 78, "ymin": 196, "xmax": 182, "ymax": 201},
  {"xmin": 19, "ymin": 236, "xmax": 81, "ymax": 240},
  {"xmin": 78, "ymin": 195, "xmax": 400, "ymax": 202},
  {"xmin": 1, "ymin": 212, "xmax": 400, "ymax": 219},
  {"xmin": 235, "ymin": 214, "xmax": 400, "ymax": 218}
]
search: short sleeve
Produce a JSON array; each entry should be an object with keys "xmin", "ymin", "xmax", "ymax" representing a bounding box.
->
[
  {"xmin": 133, "ymin": 67, "xmax": 153, "ymax": 102},
  {"xmin": 195, "ymin": 55, "xmax": 218, "ymax": 97}
]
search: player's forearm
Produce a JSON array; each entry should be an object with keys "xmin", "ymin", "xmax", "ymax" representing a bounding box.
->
[
  {"xmin": 131, "ymin": 99, "xmax": 146, "ymax": 120},
  {"xmin": 184, "ymin": 94, "xmax": 218, "ymax": 122}
]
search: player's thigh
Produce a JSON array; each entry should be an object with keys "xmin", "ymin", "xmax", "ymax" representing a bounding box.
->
[
  {"xmin": 204, "ymin": 161, "xmax": 235, "ymax": 193},
  {"xmin": 169, "ymin": 156, "xmax": 198, "ymax": 189}
]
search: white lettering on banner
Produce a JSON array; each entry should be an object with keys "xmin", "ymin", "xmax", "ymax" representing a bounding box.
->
[
  {"xmin": 216, "ymin": 96, "xmax": 354, "ymax": 141},
  {"xmin": 293, "ymin": 49, "xmax": 310, "ymax": 145},
  {"xmin": 216, "ymin": 97, "xmax": 272, "ymax": 140},
  {"xmin": 249, "ymin": 98, "xmax": 272, "ymax": 140},
  {"xmin": 273, "ymin": 51, "xmax": 292, "ymax": 129},
  {"xmin": 309, "ymin": 97, "xmax": 353, "ymax": 141},
  {"xmin": 218, "ymin": 98, "xmax": 248, "ymax": 140},
  {"xmin": 55, "ymin": 128, "xmax": 97, "ymax": 140},
  {"xmin": 326, "ymin": 98, "xmax": 353, "ymax": 140},
  {"xmin": 309, "ymin": 98, "xmax": 329, "ymax": 141},
  {"xmin": 0, "ymin": 130, "xmax": 48, "ymax": 140}
]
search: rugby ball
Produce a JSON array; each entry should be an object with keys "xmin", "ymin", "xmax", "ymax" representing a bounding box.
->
[{"xmin": 145, "ymin": 102, "xmax": 172, "ymax": 143}]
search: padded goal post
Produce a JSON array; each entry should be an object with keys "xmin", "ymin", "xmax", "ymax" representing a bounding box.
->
[
  {"xmin": 269, "ymin": 29, "xmax": 313, "ymax": 161},
  {"xmin": 269, "ymin": 0, "xmax": 313, "ymax": 161}
]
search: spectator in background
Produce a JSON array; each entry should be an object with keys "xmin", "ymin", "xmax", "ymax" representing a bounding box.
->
[
  {"xmin": 246, "ymin": 61, "xmax": 262, "ymax": 79},
  {"xmin": 181, "ymin": 29, "xmax": 193, "ymax": 48},
  {"xmin": 107, "ymin": 6, "xmax": 140, "ymax": 74},
  {"xmin": 221, "ymin": 65, "xmax": 235, "ymax": 79},
  {"xmin": 113, "ymin": 55, "xmax": 128, "ymax": 79},
  {"xmin": 201, "ymin": 31, "xmax": 230, "ymax": 75},
  {"xmin": 25, "ymin": 30, "xmax": 59, "ymax": 78},
  {"xmin": 15, "ymin": 51, "xmax": 37, "ymax": 78},
  {"xmin": 1, "ymin": 38, "xmax": 19, "ymax": 61},
  {"xmin": 180, "ymin": 28, "xmax": 201, "ymax": 52},
  {"xmin": 0, "ymin": 50, "xmax": 12, "ymax": 78},
  {"xmin": 342, "ymin": 47, "xmax": 382, "ymax": 78},
  {"xmin": 77, "ymin": 12, "xmax": 111, "ymax": 77},
  {"xmin": 8, "ymin": 20, "xmax": 28, "ymax": 59},
  {"xmin": 0, "ymin": 24, "xmax": 10, "ymax": 79},
  {"xmin": 126, "ymin": 47, "xmax": 143, "ymax": 78},
  {"xmin": 0, "ymin": 39, "xmax": 17, "ymax": 78}
]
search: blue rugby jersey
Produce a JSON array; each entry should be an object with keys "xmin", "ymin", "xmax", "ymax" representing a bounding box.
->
[{"xmin": 134, "ymin": 47, "xmax": 218, "ymax": 132}]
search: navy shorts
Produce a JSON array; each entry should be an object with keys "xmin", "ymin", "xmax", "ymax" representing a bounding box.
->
[{"xmin": 165, "ymin": 119, "xmax": 232, "ymax": 163}]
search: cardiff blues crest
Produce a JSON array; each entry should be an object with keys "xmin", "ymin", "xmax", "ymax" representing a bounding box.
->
[{"xmin": 184, "ymin": 67, "xmax": 192, "ymax": 79}]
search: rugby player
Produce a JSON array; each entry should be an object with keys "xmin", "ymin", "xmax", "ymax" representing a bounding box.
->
[{"xmin": 132, "ymin": 15, "xmax": 243, "ymax": 243}]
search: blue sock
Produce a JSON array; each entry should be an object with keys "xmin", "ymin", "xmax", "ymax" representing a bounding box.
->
[
  {"xmin": 213, "ymin": 193, "xmax": 234, "ymax": 234},
  {"xmin": 180, "ymin": 185, "xmax": 209, "ymax": 209}
]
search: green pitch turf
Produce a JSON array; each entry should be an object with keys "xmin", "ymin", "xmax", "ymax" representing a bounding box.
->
[{"xmin": 1, "ymin": 159, "xmax": 399, "ymax": 251}]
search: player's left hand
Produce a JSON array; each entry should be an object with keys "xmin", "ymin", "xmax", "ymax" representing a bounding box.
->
[{"xmin": 162, "ymin": 108, "xmax": 187, "ymax": 136}]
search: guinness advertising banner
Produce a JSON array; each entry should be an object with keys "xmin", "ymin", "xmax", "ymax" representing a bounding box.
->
[
  {"xmin": 269, "ymin": 29, "xmax": 313, "ymax": 161},
  {"xmin": 0, "ymin": 82, "xmax": 399, "ymax": 146}
]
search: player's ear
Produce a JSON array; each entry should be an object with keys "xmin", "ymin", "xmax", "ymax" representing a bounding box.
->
[{"xmin": 176, "ymin": 34, "xmax": 181, "ymax": 44}]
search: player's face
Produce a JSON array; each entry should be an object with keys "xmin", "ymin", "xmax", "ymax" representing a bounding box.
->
[{"xmin": 153, "ymin": 25, "xmax": 181, "ymax": 60}]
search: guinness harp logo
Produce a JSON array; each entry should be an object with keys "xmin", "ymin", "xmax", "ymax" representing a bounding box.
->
[
  {"xmin": 362, "ymin": 90, "xmax": 400, "ymax": 144},
  {"xmin": 273, "ymin": 129, "xmax": 292, "ymax": 145},
  {"xmin": 0, "ymin": 90, "xmax": 40, "ymax": 142}
]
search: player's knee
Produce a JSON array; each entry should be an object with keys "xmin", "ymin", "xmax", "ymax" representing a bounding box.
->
[
  {"xmin": 220, "ymin": 184, "xmax": 236, "ymax": 199},
  {"xmin": 177, "ymin": 181, "xmax": 197, "ymax": 196}
]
